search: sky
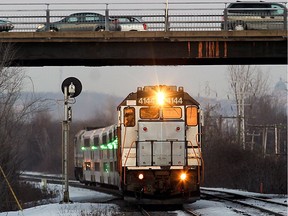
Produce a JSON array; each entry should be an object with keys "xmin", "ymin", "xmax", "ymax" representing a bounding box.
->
[
  {"xmin": 2, "ymin": 0, "xmax": 287, "ymax": 99},
  {"xmin": 24, "ymin": 65, "xmax": 287, "ymax": 99}
]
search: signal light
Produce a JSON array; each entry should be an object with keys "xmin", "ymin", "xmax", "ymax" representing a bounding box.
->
[{"xmin": 67, "ymin": 106, "xmax": 72, "ymax": 121}]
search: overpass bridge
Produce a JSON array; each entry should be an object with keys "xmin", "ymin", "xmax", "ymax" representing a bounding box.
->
[
  {"xmin": 0, "ymin": 30, "xmax": 287, "ymax": 66},
  {"xmin": 0, "ymin": 2, "xmax": 287, "ymax": 66}
]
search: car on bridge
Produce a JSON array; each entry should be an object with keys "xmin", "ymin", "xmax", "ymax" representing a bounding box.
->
[
  {"xmin": 36, "ymin": 12, "xmax": 121, "ymax": 32},
  {"xmin": 112, "ymin": 16, "xmax": 148, "ymax": 31},
  {"xmin": 221, "ymin": 2, "xmax": 287, "ymax": 30},
  {"xmin": 0, "ymin": 19, "xmax": 14, "ymax": 32}
]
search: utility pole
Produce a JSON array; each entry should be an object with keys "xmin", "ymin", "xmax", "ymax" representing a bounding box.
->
[{"xmin": 236, "ymin": 91, "xmax": 246, "ymax": 150}]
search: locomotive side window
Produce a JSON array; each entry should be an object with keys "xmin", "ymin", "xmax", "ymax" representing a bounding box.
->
[
  {"xmin": 124, "ymin": 107, "xmax": 135, "ymax": 127},
  {"xmin": 140, "ymin": 107, "xmax": 159, "ymax": 119},
  {"xmin": 162, "ymin": 107, "xmax": 182, "ymax": 119},
  {"xmin": 84, "ymin": 138, "xmax": 90, "ymax": 147},
  {"xmin": 186, "ymin": 106, "xmax": 198, "ymax": 126}
]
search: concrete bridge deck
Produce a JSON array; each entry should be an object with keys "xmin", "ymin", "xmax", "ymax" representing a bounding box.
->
[{"xmin": 0, "ymin": 30, "xmax": 287, "ymax": 66}]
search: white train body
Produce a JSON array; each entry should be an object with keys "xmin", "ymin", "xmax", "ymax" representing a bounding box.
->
[
  {"xmin": 74, "ymin": 85, "xmax": 203, "ymax": 204},
  {"xmin": 74, "ymin": 125, "xmax": 119, "ymax": 187}
]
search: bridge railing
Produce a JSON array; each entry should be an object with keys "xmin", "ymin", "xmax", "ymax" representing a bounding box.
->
[{"xmin": 0, "ymin": 2, "xmax": 286, "ymax": 32}]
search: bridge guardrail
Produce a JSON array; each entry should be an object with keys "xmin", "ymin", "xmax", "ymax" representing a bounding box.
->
[{"xmin": 0, "ymin": 2, "xmax": 287, "ymax": 32}]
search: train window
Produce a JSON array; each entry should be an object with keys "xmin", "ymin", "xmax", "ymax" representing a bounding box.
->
[
  {"xmin": 94, "ymin": 162, "xmax": 100, "ymax": 171},
  {"xmin": 186, "ymin": 106, "xmax": 198, "ymax": 126},
  {"xmin": 104, "ymin": 162, "xmax": 109, "ymax": 173},
  {"xmin": 94, "ymin": 136, "xmax": 99, "ymax": 146},
  {"xmin": 107, "ymin": 149, "xmax": 110, "ymax": 158},
  {"xmin": 163, "ymin": 107, "xmax": 182, "ymax": 119},
  {"xmin": 100, "ymin": 150, "xmax": 103, "ymax": 159},
  {"xmin": 110, "ymin": 162, "xmax": 114, "ymax": 171},
  {"xmin": 109, "ymin": 131, "xmax": 113, "ymax": 142},
  {"xmin": 113, "ymin": 128, "xmax": 117, "ymax": 139},
  {"xmin": 84, "ymin": 138, "xmax": 90, "ymax": 147},
  {"xmin": 124, "ymin": 107, "xmax": 135, "ymax": 127},
  {"xmin": 84, "ymin": 162, "xmax": 91, "ymax": 170},
  {"xmin": 102, "ymin": 134, "xmax": 107, "ymax": 144},
  {"xmin": 140, "ymin": 107, "xmax": 159, "ymax": 119}
]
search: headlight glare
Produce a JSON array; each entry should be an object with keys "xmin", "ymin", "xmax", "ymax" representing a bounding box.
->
[
  {"xmin": 180, "ymin": 173, "xmax": 186, "ymax": 181},
  {"xmin": 138, "ymin": 173, "xmax": 144, "ymax": 180}
]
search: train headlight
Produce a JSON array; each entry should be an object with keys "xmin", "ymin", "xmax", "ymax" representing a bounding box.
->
[
  {"xmin": 180, "ymin": 173, "xmax": 187, "ymax": 181},
  {"xmin": 138, "ymin": 173, "xmax": 144, "ymax": 180},
  {"xmin": 157, "ymin": 91, "xmax": 165, "ymax": 106}
]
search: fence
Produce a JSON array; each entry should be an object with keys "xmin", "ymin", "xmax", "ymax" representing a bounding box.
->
[{"xmin": 0, "ymin": 2, "xmax": 287, "ymax": 32}]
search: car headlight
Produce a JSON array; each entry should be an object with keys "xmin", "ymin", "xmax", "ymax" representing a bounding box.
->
[{"xmin": 37, "ymin": 24, "xmax": 45, "ymax": 30}]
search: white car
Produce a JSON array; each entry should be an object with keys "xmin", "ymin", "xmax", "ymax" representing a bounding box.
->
[
  {"xmin": 115, "ymin": 16, "xmax": 148, "ymax": 31},
  {"xmin": 221, "ymin": 2, "xmax": 287, "ymax": 30}
]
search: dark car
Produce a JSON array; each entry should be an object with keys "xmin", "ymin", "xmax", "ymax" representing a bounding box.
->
[
  {"xmin": 36, "ymin": 12, "xmax": 120, "ymax": 32},
  {"xmin": 0, "ymin": 19, "xmax": 14, "ymax": 32},
  {"xmin": 221, "ymin": 2, "xmax": 287, "ymax": 30}
]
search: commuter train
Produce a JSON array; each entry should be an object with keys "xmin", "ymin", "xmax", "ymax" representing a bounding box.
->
[{"xmin": 74, "ymin": 85, "xmax": 204, "ymax": 204}]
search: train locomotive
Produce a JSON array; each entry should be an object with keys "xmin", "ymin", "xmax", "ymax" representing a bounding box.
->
[{"xmin": 74, "ymin": 85, "xmax": 204, "ymax": 204}]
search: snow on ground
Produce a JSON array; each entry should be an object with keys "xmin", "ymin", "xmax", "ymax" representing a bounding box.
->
[
  {"xmin": 0, "ymin": 182, "xmax": 119, "ymax": 216},
  {"xmin": 1, "ymin": 181, "xmax": 287, "ymax": 216}
]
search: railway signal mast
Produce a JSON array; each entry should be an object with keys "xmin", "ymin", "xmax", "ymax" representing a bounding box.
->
[{"xmin": 61, "ymin": 77, "xmax": 82, "ymax": 203}]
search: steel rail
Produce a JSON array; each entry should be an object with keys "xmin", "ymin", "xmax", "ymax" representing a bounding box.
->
[
  {"xmin": 201, "ymin": 189, "xmax": 287, "ymax": 216},
  {"xmin": 183, "ymin": 207, "xmax": 202, "ymax": 216},
  {"xmin": 201, "ymin": 188, "xmax": 288, "ymax": 207}
]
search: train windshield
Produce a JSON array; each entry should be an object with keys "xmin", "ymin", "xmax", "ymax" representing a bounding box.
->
[
  {"xmin": 162, "ymin": 107, "xmax": 182, "ymax": 119},
  {"xmin": 140, "ymin": 107, "xmax": 182, "ymax": 119},
  {"xmin": 140, "ymin": 107, "xmax": 159, "ymax": 119}
]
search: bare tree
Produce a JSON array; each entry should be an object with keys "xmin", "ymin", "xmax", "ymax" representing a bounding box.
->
[
  {"xmin": 227, "ymin": 65, "xmax": 269, "ymax": 149},
  {"xmin": 0, "ymin": 43, "xmax": 47, "ymax": 211}
]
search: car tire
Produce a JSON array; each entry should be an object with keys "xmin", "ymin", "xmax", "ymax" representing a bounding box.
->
[
  {"xmin": 49, "ymin": 28, "xmax": 58, "ymax": 32},
  {"xmin": 233, "ymin": 21, "xmax": 246, "ymax": 31},
  {"xmin": 95, "ymin": 27, "xmax": 105, "ymax": 31}
]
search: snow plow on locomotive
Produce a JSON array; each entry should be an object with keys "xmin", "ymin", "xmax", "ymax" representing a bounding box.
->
[{"xmin": 74, "ymin": 85, "xmax": 204, "ymax": 204}]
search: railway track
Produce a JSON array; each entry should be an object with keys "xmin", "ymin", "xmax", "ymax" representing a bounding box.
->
[
  {"xmin": 183, "ymin": 207, "xmax": 202, "ymax": 216},
  {"xmin": 20, "ymin": 172, "xmax": 190, "ymax": 215},
  {"xmin": 21, "ymin": 172, "xmax": 287, "ymax": 215},
  {"xmin": 201, "ymin": 188, "xmax": 287, "ymax": 216}
]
